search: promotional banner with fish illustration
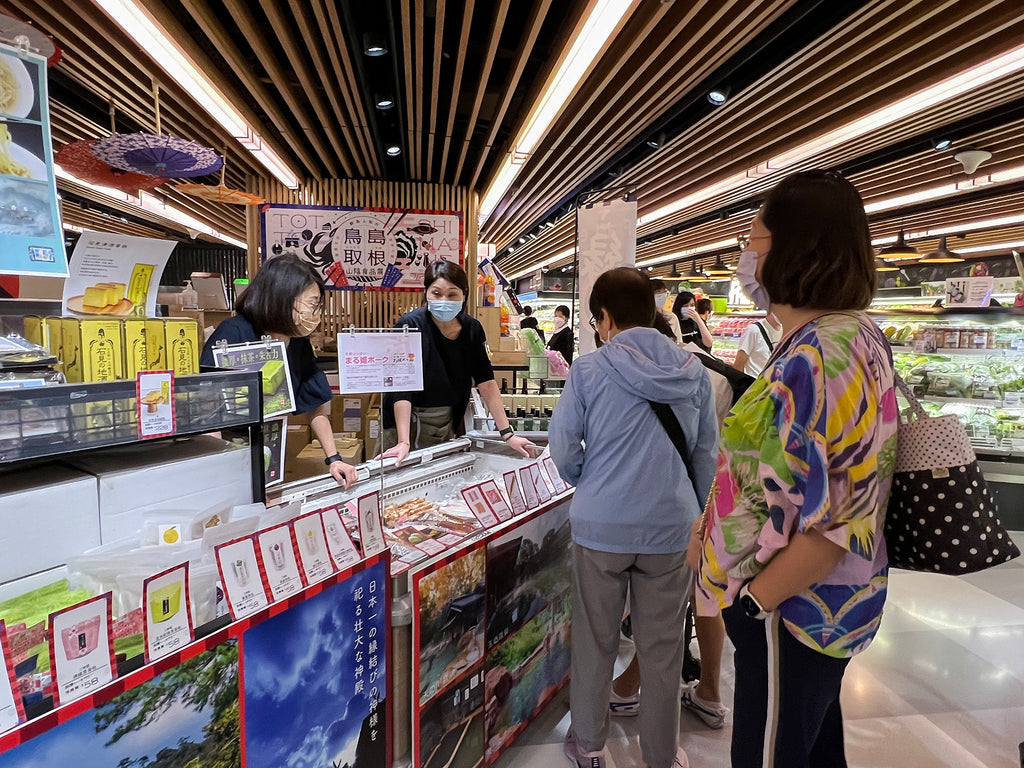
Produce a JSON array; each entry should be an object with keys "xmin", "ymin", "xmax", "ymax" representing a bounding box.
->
[
  {"xmin": 0, "ymin": 44, "xmax": 67, "ymax": 277},
  {"xmin": 61, "ymin": 231, "xmax": 174, "ymax": 317},
  {"xmin": 261, "ymin": 204, "xmax": 463, "ymax": 290}
]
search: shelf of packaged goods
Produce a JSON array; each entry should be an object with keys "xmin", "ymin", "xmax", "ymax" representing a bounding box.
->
[
  {"xmin": 892, "ymin": 345, "xmax": 1018, "ymax": 356},
  {"xmin": 0, "ymin": 369, "xmax": 262, "ymax": 464},
  {"xmin": 914, "ymin": 395, "xmax": 1019, "ymax": 408},
  {"xmin": 870, "ymin": 307, "xmax": 1024, "ymax": 318}
]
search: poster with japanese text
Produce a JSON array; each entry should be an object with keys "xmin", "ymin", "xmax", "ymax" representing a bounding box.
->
[
  {"xmin": 61, "ymin": 232, "xmax": 174, "ymax": 316},
  {"xmin": 338, "ymin": 330, "xmax": 423, "ymax": 394},
  {"xmin": 0, "ymin": 45, "xmax": 68, "ymax": 278},
  {"xmin": 243, "ymin": 556, "xmax": 390, "ymax": 768},
  {"xmin": 261, "ymin": 204, "xmax": 463, "ymax": 290},
  {"xmin": 211, "ymin": 339, "xmax": 296, "ymax": 418}
]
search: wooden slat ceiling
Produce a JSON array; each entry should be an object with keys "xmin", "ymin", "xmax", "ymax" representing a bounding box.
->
[
  {"xmin": 3, "ymin": 0, "xmax": 1023, "ymax": 272},
  {"xmin": 497, "ymin": 0, "xmax": 1024, "ymax": 277}
]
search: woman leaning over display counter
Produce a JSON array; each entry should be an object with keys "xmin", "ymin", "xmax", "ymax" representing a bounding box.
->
[{"xmin": 376, "ymin": 260, "xmax": 535, "ymax": 466}]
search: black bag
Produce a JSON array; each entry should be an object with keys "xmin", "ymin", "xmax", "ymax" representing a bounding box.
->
[
  {"xmin": 691, "ymin": 350, "xmax": 756, "ymax": 405},
  {"xmin": 885, "ymin": 374, "xmax": 1019, "ymax": 574}
]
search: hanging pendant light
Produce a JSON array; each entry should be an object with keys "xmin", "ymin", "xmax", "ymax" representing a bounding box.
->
[
  {"xmin": 918, "ymin": 236, "xmax": 964, "ymax": 264},
  {"xmin": 668, "ymin": 262, "xmax": 681, "ymax": 279},
  {"xmin": 686, "ymin": 263, "xmax": 710, "ymax": 283},
  {"xmin": 877, "ymin": 230, "xmax": 920, "ymax": 263},
  {"xmin": 706, "ymin": 256, "xmax": 733, "ymax": 277},
  {"xmin": 874, "ymin": 257, "xmax": 899, "ymax": 272}
]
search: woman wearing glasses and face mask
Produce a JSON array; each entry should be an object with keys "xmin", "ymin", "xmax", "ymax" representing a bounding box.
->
[
  {"xmin": 201, "ymin": 254, "xmax": 357, "ymax": 489},
  {"xmin": 376, "ymin": 260, "xmax": 535, "ymax": 467}
]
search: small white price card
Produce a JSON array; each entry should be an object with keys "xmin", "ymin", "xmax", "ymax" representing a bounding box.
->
[
  {"xmin": 49, "ymin": 594, "xmax": 115, "ymax": 705},
  {"xmin": 540, "ymin": 456, "xmax": 569, "ymax": 493},
  {"xmin": 257, "ymin": 523, "xmax": 306, "ymax": 601},
  {"xmin": 528, "ymin": 463, "xmax": 553, "ymax": 504},
  {"xmin": 357, "ymin": 492, "xmax": 388, "ymax": 556},
  {"xmin": 517, "ymin": 465, "xmax": 540, "ymax": 510},
  {"xmin": 321, "ymin": 505, "xmax": 362, "ymax": 569},
  {"xmin": 292, "ymin": 512, "xmax": 336, "ymax": 584},
  {"xmin": 143, "ymin": 563, "xmax": 193, "ymax": 662},
  {"xmin": 479, "ymin": 479, "xmax": 514, "ymax": 522},
  {"xmin": 503, "ymin": 470, "xmax": 528, "ymax": 516},
  {"xmin": 461, "ymin": 484, "xmax": 500, "ymax": 527},
  {"xmin": 0, "ymin": 621, "xmax": 24, "ymax": 733},
  {"xmin": 337, "ymin": 330, "xmax": 424, "ymax": 394},
  {"xmin": 215, "ymin": 536, "xmax": 271, "ymax": 620},
  {"xmin": 137, "ymin": 371, "xmax": 175, "ymax": 439}
]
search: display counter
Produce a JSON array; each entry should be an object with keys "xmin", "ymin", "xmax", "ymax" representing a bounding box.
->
[{"xmin": 268, "ymin": 438, "xmax": 574, "ymax": 767}]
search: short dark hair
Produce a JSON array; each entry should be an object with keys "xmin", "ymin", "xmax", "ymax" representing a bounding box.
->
[
  {"xmin": 696, "ymin": 298, "xmax": 713, "ymax": 315},
  {"xmin": 652, "ymin": 311, "xmax": 676, "ymax": 340},
  {"xmin": 237, "ymin": 254, "xmax": 323, "ymax": 336},
  {"xmin": 760, "ymin": 170, "xmax": 876, "ymax": 310},
  {"xmin": 555, "ymin": 304, "xmax": 571, "ymax": 319},
  {"xmin": 589, "ymin": 267, "xmax": 655, "ymax": 330},
  {"xmin": 423, "ymin": 259, "xmax": 470, "ymax": 310},
  {"xmin": 650, "ymin": 279, "xmax": 667, "ymax": 292},
  {"xmin": 523, "ymin": 305, "xmax": 533, "ymax": 316}
]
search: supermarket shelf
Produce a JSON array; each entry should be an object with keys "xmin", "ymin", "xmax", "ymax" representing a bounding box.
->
[
  {"xmin": 916, "ymin": 395, "xmax": 1015, "ymax": 408},
  {"xmin": 892, "ymin": 345, "xmax": 1018, "ymax": 356},
  {"xmin": 870, "ymin": 306, "xmax": 1024, "ymax": 318},
  {"xmin": 0, "ymin": 369, "xmax": 262, "ymax": 464}
]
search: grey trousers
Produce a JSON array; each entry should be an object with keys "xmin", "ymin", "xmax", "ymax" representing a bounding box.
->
[{"xmin": 570, "ymin": 543, "xmax": 690, "ymax": 768}]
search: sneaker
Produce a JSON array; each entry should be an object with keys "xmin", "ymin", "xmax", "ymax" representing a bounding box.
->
[
  {"xmin": 608, "ymin": 687, "xmax": 640, "ymax": 716},
  {"xmin": 564, "ymin": 730, "xmax": 605, "ymax": 768},
  {"xmin": 680, "ymin": 680, "xmax": 728, "ymax": 729},
  {"xmin": 672, "ymin": 745, "xmax": 691, "ymax": 768}
]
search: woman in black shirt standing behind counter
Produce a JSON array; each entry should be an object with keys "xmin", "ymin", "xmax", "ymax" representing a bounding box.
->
[
  {"xmin": 376, "ymin": 260, "xmax": 535, "ymax": 466},
  {"xmin": 545, "ymin": 304, "xmax": 574, "ymax": 365}
]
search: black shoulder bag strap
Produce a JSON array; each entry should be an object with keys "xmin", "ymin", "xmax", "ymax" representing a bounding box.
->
[
  {"xmin": 755, "ymin": 320, "xmax": 775, "ymax": 352},
  {"xmin": 647, "ymin": 400, "xmax": 697, "ymax": 491}
]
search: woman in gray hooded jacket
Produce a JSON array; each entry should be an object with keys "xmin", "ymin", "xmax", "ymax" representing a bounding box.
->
[{"xmin": 551, "ymin": 267, "xmax": 718, "ymax": 768}]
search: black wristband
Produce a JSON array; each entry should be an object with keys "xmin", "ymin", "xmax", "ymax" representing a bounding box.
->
[
  {"xmin": 498, "ymin": 426, "xmax": 514, "ymax": 440},
  {"xmin": 324, "ymin": 453, "xmax": 343, "ymax": 466}
]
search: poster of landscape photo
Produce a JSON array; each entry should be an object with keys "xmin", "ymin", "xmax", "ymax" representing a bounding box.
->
[
  {"xmin": 486, "ymin": 503, "xmax": 571, "ymax": 649},
  {"xmin": 418, "ymin": 667, "xmax": 485, "ymax": 768}
]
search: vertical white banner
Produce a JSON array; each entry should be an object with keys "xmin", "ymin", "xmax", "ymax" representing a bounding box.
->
[{"xmin": 577, "ymin": 198, "xmax": 638, "ymax": 356}]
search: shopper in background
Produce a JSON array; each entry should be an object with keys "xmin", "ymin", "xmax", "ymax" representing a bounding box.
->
[
  {"xmin": 551, "ymin": 267, "xmax": 718, "ymax": 768},
  {"xmin": 546, "ymin": 304, "xmax": 575, "ymax": 365},
  {"xmin": 520, "ymin": 304, "xmax": 544, "ymax": 342},
  {"xmin": 652, "ymin": 279, "xmax": 682, "ymax": 343},
  {"xmin": 672, "ymin": 291, "xmax": 714, "ymax": 352},
  {"xmin": 696, "ymin": 298, "xmax": 713, "ymax": 325},
  {"xmin": 697, "ymin": 170, "xmax": 897, "ymax": 768},
  {"xmin": 376, "ymin": 260, "xmax": 534, "ymax": 467},
  {"xmin": 731, "ymin": 312, "xmax": 782, "ymax": 377},
  {"xmin": 201, "ymin": 254, "xmax": 357, "ymax": 489}
]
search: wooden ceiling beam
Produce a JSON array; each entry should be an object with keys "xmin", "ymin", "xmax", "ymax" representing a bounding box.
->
[
  {"xmin": 438, "ymin": 0, "xmax": 474, "ymax": 182},
  {"xmin": 400, "ymin": 0, "xmax": 419, "ymax": 177},
  {"xmin": 414, "ymin": 0, "xmax": 426, "ymax": 179},
  {"xmin": 452, "ymin": 0, "xmax": 510, "ymax": 184},
  {"xmin": 425, "ymin": 0, "xmax": 447, "ymax": 178}
]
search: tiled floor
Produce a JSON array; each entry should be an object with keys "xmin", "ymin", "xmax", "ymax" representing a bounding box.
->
[{"xmin": 492, "ymin": 534, "xmax": 1024, "ymax": 768}]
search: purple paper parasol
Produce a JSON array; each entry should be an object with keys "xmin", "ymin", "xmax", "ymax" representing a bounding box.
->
[{"xmin": 90, "ymin": 132, "xmax": 223, "ymax": 178}]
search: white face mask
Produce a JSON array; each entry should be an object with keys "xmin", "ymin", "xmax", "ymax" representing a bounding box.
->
[
  {"xmin": 654, "ymin": 292, "xmax": 667, "ymax": 309},
  {"xmin": 553, "ymin": 316, "xmax": 567, "ymax": 329},
  {"xmin": 736, "ymin": 249, "xmax": 771, "ymax": 310}
]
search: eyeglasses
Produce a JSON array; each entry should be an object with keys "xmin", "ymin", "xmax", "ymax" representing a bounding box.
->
[
  {"xmin": 739, "ymin": 233, "xmax": 770, "ymax": 250},
  {"xmin": 588, "ymin": 316, "xmax": 599, "ymax": 331},
  {"xmin": 294, "ymin": 301, "xmax": 322, "ymax": 319}
]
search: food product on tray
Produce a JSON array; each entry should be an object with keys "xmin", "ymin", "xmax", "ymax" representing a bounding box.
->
[{"xmin": 383, "ymin": 497, "xmax": 435, "ymax": 526}]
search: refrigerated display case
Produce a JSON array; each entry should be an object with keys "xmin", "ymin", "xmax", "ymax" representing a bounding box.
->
[
  {"xmin": 268, "ymin": 438, "xmax": 574, "ymax": 768},
  {"xmin": 873, "ymin": 306, "xmax": 1024, "ymax": 528},
  {"xmin": 705, "ymin": 310, "xmax": 767, "ymax": 365}
]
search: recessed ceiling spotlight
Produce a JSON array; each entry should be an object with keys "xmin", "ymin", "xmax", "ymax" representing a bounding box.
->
[
  {"xmin": 707, "ymin": 86, "xmax": 731, "ymax": 106},
  {"xmin": 932, "ymin": 137, "xmax": 952, "ymax": 151},
  {"xmin": 363, "ymin": 34, "xmax": 387, "ymax": 56},
  {"xmin": 386, "ymin": 145, "xmax": 401, "ymax": 156},
  {"xmin": 519, "ymin": 237, "xmax": 527, "ymax": 244},
  {"xmin": 376, "ymin": 94, "xmax": 394, "ymax": 110}
]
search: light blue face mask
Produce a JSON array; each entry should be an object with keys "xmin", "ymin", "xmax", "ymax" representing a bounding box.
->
[{"xmin": 427, "ymin": 299, "xmax": 462, "ymax": 322}]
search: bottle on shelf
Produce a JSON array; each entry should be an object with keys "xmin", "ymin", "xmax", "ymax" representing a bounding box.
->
[
  {"xmin": 500, "ymin": 378, "xmax": 508, "ymax": 394},
  {"xmin": 538, "ymin": 380, "xmax": 547, "ymax": 394},
  {"xmin": 521, "ymin": 379, "xmax": 528, "ymax": 395}
]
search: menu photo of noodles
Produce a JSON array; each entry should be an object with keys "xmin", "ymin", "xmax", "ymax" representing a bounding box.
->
[
  {"xmin": 0, "ymin": 120, "xmax": 46, "ymax": 182},
  {"xmin": 0, "ymin": 49, "xmax": 39, "ymax": 121}
]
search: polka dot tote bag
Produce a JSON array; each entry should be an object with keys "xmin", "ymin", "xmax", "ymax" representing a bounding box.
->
[{"xmin": 886, "ymin": 374, "xmax": 1019, "ymax": 574}]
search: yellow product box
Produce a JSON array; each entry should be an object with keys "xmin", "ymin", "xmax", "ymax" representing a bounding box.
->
[
  {"xmin": 22, "ymin": 315, "xmax": 44, "ymax": 347},
  {"xmin": 61, "ymin": 318, "xmax": 82, "ymax": 383},
  {"xmin": 145, "ymin": 319, "xmax": 166, "ymax": 370},
  {"xmin": 80, "ymin": 319, "xmax": 125, "ymax": 382},
  {"xmin": 165, "ymin": 318, "xmax": 200, "ymax": 375},
  {"xmin": 123, "ymin": 318, "xmax": 150, "ymax": 377},
  {"xmin": 44, "ymin": 316, "xmax": 62, "ymax": 358}
]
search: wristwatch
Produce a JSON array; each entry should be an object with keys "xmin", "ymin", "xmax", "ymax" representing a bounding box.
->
[
  {"xmin": 498, "ymin": 426, "xmax": 515, "ymax": 441},
  {"xmin": 738, "ymin": 582, "xmax": 771, "ymax": 620},
  {"xmin": 324, "ymin": 453, "xmax": 343, "ymax": 466}
]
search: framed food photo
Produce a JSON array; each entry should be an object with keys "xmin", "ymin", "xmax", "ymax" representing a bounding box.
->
[{"xmin": 211, "ymin": 340, "xmax": 296, "ymax": 419}]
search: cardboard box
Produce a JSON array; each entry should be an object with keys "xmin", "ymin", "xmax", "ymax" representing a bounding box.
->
[
  {"xmin": 474, "ymin": 306, "xmax": 501, "ymax": 348},
  {"xmin": 61, "ymin": 318, "xmax": 82, "ymax": 382},
  {"xmin": 336, "ymin": 436, "xmax": 363, "ymax": 465},
  {"xmin": 164, "ymin": 318, "xmax": 200, "ymax": 375},
  {"xmin": 123, "ymin": 318, "xmax": 150, "ymax": 377},
  {"xmin": 285, "ymin": 423, "xmax": 310, "ymax": 462},
  {"xmin": 146, "ymin": 319, "xmax": 166, "ymax": 370},
  {"xmin": 328, "ymin": 393, "xmax": 376, "ymax": 436},
  {"xmin": 0, "ymin": 465, "xmax": 100, "ymax": 583},
  {"xmin": 498, "ymin": 336, "xmax": 519, "ymax": 352},
  {"xmin": 363, "ymin": 407, "xmax": 380, "ymax": 452}
]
